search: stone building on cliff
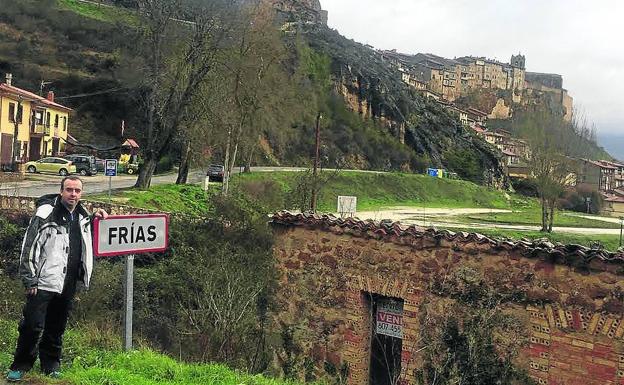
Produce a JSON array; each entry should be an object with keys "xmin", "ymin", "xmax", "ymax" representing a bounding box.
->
[{"xmin": 381, "ymin": 50, "xmax": 573, "ymax": 122}]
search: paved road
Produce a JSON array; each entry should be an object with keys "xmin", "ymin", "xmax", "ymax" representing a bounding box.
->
[{"xmin": 0, "ymin": 167, "xmax": 307, "ymax": 197}]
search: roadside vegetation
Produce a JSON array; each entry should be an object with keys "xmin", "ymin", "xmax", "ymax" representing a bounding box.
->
[
  {"xmin": 85, "ymin": 170, "xmax": 622, "ymax": 251},
  {"xmin": 0, "ymin": 320, "xmax": 300, "ymax": 385},
  {"xmin": 57, "ymin": 0, "xmax": 137, "ymax": 23}
]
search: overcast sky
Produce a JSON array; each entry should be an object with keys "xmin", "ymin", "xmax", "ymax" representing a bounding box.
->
[{"xmin": 319, "ymin": 0, "xmax": 624, "ymax": 136}]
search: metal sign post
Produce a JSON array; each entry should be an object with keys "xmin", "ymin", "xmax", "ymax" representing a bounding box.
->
[
  {"xmin": 123, "ymin": 254, "xmax": 134, "ymax": 351},
  {"xmin": 105, "ymin": 159, "xmax": 118, "ymax": 204},
  {"xmin": 94, "ymin": 214, "xmax": 169, "ymax": 351}
]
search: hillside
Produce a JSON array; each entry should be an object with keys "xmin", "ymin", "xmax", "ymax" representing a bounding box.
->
[
  {"xmin": 0, "ymin": 0, "xmax": 508, "ymax": 187},
  {"xmin": 0, "ymin": 0, "xmax": 136, "ymax": 145}
]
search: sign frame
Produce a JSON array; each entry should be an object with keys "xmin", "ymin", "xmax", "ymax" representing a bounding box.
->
[
  {"xmin": 105, "ymin": 159, "xmax": 118, "ymax": 177},
  {"xmin": 337, "ymin": 195, "xmax": 357, "ymax": 217},
  {"xmin": 94, "ymin": 214, "xmax": 169, "ymax": 257}
]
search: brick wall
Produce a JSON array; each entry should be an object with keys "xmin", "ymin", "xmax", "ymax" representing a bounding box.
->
[{"xmin": 271, "ymin": 219, "xmax": 624, "ymax": 385}]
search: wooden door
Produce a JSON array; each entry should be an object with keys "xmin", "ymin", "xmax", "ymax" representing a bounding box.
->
[
  {"xmin": 1, "ymin": 134, "xmax": 13, "ymax": 169},
  {"xmin": 51, "ymin": 138, "xmax": 59, "ymax": 156},
  {"xmin": 29, "ymin": 137, "xmax": 42, "ymax": 161}
]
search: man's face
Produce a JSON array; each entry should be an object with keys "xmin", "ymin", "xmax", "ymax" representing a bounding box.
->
[{"xmin": 60, "ymin": 179, "xmax": 83, "ymax": 210}]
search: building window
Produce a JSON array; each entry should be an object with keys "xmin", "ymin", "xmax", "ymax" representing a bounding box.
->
[
  {"xmin": 8, "ymin": 103, "xmax": 15, "ymax": 122},
  {"xmin": 63, "ymin": 117, "xmax": 67, "ymax": 131},
  {"xmin": 46, "ymin": 112, "xmax": 51, "ymax": 128},
  {"xmin": 8, "ymin": 103, "xmax": 22, "ymax": 123},
  {"xmin": 54, "ymin": 114, "xmax": 59, "ymax": 128}
]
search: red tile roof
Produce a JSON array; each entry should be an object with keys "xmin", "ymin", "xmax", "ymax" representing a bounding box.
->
[
  {"xmin": 123, "ymin": 139, "xmax": 139, "ymax": 148},
  {"xmin": 0, "ymin": 83, "xmax": 73, "ymax": 112},
  {"xmin": 271, "ymin": 211, "xmax": 623, "ymax": 267},
  {"xmin": 604, "ymin": 195, "xmax": 624, "ymax": 203}
]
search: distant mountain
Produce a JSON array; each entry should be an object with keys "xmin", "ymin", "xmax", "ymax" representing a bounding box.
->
[{"xmin": 599, "ymin": 133, "xmax": 624, "ymax": 161}]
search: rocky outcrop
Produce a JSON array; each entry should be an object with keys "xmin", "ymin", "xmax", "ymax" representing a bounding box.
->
[
  {"xmin": 265, "ymin": 0, "xmax": 327, "ymax": 25},
  {"xmin": 303, "ymin": 27, "xmax": 510, "ymax": 189}
]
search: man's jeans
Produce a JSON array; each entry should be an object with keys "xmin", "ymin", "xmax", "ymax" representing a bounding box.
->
[{"xmin": 9, "ymin": 286, "xmax": 75, "ymax": 373}]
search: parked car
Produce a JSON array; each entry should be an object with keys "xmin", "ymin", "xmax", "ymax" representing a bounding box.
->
[
  {"xmin": 206, "ymin": 164, "xmax": 225, "ymax": 182},
  {"xmin": 24, "ymin": 157, "xmax": 76, "ymax": 176},
  {"xmin": 95, "ymin": 158, "xmax": 106, "ymax": 173},
  {"xmin": 64, "ymin": 154, "xmax": 98, "ymax": 176}
]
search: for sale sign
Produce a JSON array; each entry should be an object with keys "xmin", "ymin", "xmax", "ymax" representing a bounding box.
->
[
  {"xmin": 94, "ymin": 214, "xmax": 169, "ymax": 257},
  {"xmin": 376, "ymin": 298, "xmax": 403, "ymax": 339}
]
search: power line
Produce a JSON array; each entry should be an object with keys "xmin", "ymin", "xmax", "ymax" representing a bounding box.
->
[{"xmin": 55, "ymin": 87, "xmax": 129, "ymax": 100}]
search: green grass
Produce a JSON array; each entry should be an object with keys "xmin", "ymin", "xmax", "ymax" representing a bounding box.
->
[
  {"xmin": 64, "ymin": 350, "xmax": 297, "ymax": 385},
  {"xmin": 232, "ymin": 171, "xmax": 515, "ymax": 212},
  {"xmin": 57, "ymin": 0, "xmax": 138, "ymax": 24},
  {"xmin": 459, "ymin": 209, "xmax": 620, "ymax": 229},
  {"xmin": 0, "ymin": 319, "xmax": 301, "ymax": 385},
  {"xmin": 443, "ymin": 226, "xmax": 621, "ymax": 251},
  {"xmin": 87, "ymin": 184, "xmax": 218, "ymax": 216}
]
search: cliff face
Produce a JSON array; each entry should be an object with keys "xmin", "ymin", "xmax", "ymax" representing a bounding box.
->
[
  {"xmin": 265, "ymin": 0, "xmax": 327, "ymax": 25},
  {"xmin": 303, "ymin": 27, "xmax": 510, "ymax": 188}
]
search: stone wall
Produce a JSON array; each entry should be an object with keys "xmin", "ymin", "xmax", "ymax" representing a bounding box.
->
[
  {"xmin": 271, "ymin": 212, "xmax": 624, "ymax": 385},
  {"xmin": 0, "ymin": 195, "xmax": 160, "ymax": 216}
]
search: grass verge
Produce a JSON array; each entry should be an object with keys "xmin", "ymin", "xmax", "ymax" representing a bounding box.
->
[
  {"xmin": 87, "ymin": 183, "xmax": 218, "ymax": 216},
  {"xmin": 1, "ymin": 319, "xmax": 300, "ymax": 385},
  {"xmin": 57, "ymin": 0, "xmax": 138, "ymax": 24},
  {"xmin": 459, "ymin": 209, "xmax": 621, "ymax": 229},
  {"xmin": 442, "ymin": 226, "xmax": 621, "ymax": 251},
  {"xmin": 232, "ymin": 171, "xmax": 516, "ymax": 212}
]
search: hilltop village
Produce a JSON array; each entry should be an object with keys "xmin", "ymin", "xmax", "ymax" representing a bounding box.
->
[{"xmin": 381, "ymin": 50, "xmax": 573, "ymax": 122}]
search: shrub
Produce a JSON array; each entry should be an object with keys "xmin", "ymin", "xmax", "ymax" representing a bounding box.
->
[
  {"xmin": 559, "ymin": 184, "xmax": 603, "ymax": 214},
  {"xmin": 155, "ymin": 155, "xmax": 175, "ymax": 174},
  {"xmin": 511, "ymin": 178, "xmax": 539, "ymax": 198}
]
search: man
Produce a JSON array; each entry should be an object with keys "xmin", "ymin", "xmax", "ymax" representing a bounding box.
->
[{"xmin": 6, "ymin": 176, "xmax": 108, "ymax": 382}]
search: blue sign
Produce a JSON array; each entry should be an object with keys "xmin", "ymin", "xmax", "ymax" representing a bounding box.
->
[
  {"xmin": 427, "ymin": 168, "xmax": 439, "ymax": 177},
  {"xmin": 105, "ymin": 159, "xmax": 118, "ymax": 177}
]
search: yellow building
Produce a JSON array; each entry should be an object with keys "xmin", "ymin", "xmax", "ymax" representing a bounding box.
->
[{"xmin": 0, "ymin": 75, "xmax": 72, "ymax": 169}]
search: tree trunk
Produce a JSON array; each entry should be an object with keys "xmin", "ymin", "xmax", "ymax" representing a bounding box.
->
[
  {"xmin": 222, "ymin": 125, "xmax": 233, "ymax": 196},
  {"xmin": 540, "ymin": 197, "xmax": 548, "ymax": 232},
  {"xmin": 244, "ymin": 141, "xmax": 256, "ymax": 173},
  {"xmin": 548, "ymin": 200, "xmax": 555, "ymax": 233},
  {"xmin": 176, "ymin": 140, "xmax": 191, "ymax": 184},
  {"xmin": 12, "ymin": 100, "xmax": 22, "ymax": 171},
  {"xmin": 135, "ymin": 155, "xmax": 158, "ymax": 189}
]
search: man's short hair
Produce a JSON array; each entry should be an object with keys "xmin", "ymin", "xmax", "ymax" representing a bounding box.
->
[{"xmin": 60, "ymin": 176, "xmax": 83, "ymax": 191}]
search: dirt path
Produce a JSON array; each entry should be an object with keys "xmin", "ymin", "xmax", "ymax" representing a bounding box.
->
[
  {"xmin": 355, "ymin": 207, "xmax": 512, "ymax": 223},
  {"xmin": 354, "ymin": 207, "xmax": 622, "ymax": 235}
]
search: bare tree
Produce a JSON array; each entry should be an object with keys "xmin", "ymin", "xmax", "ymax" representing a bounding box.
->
[
  {"xmin": 516, "ymin": 109, "xmax": 575, "ymax": 232},
  {"xmin": 133, "ymin": 0, "xmax": 236, "ymax": 189},
  {"xmin": 217, "ymin": 2, "xmax": 288, "ymax": 195}
]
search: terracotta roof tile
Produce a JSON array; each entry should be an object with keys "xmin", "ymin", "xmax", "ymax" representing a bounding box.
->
[{"xmin": 271, "ymin": 211, "xmax": 624, "ymax": 267}]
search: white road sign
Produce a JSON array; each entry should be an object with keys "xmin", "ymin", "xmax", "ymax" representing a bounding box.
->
[
  {"xmin": 94, "ymin": 214, "xmax": 169, "ymax": 257},
  {"xmin": 105, "ymin": 159, "xmax": 118, "ymax": 177},
  {"xmin": 376, "ymin": 298, "xmax": 403, "ymax": 339},
  {"xmin": 337, "ymin": 195, "xmax": 357, "ymax": 217}
]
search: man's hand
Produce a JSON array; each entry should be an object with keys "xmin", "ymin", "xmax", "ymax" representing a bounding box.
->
[
  {"xmin": 26, "ymin": 288, "xmax": 37, "ymax": 296},
  {"xmin": 94, "ymin": 208, "xmax": 109, "ymax": 219}
]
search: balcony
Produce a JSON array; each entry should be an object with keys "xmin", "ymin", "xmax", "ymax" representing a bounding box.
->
[{"xmin": 31, "ymin": 123, "xmax": 46, "ymax": 135}]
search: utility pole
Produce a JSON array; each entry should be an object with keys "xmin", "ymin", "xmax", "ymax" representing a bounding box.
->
[
  {"xmin": 311, "ymin": 112, "xmax": 322, "ymax": 212},
  {"xmin": 620, "ymin": 217, "xmax": 624, "ymax": 249}
]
